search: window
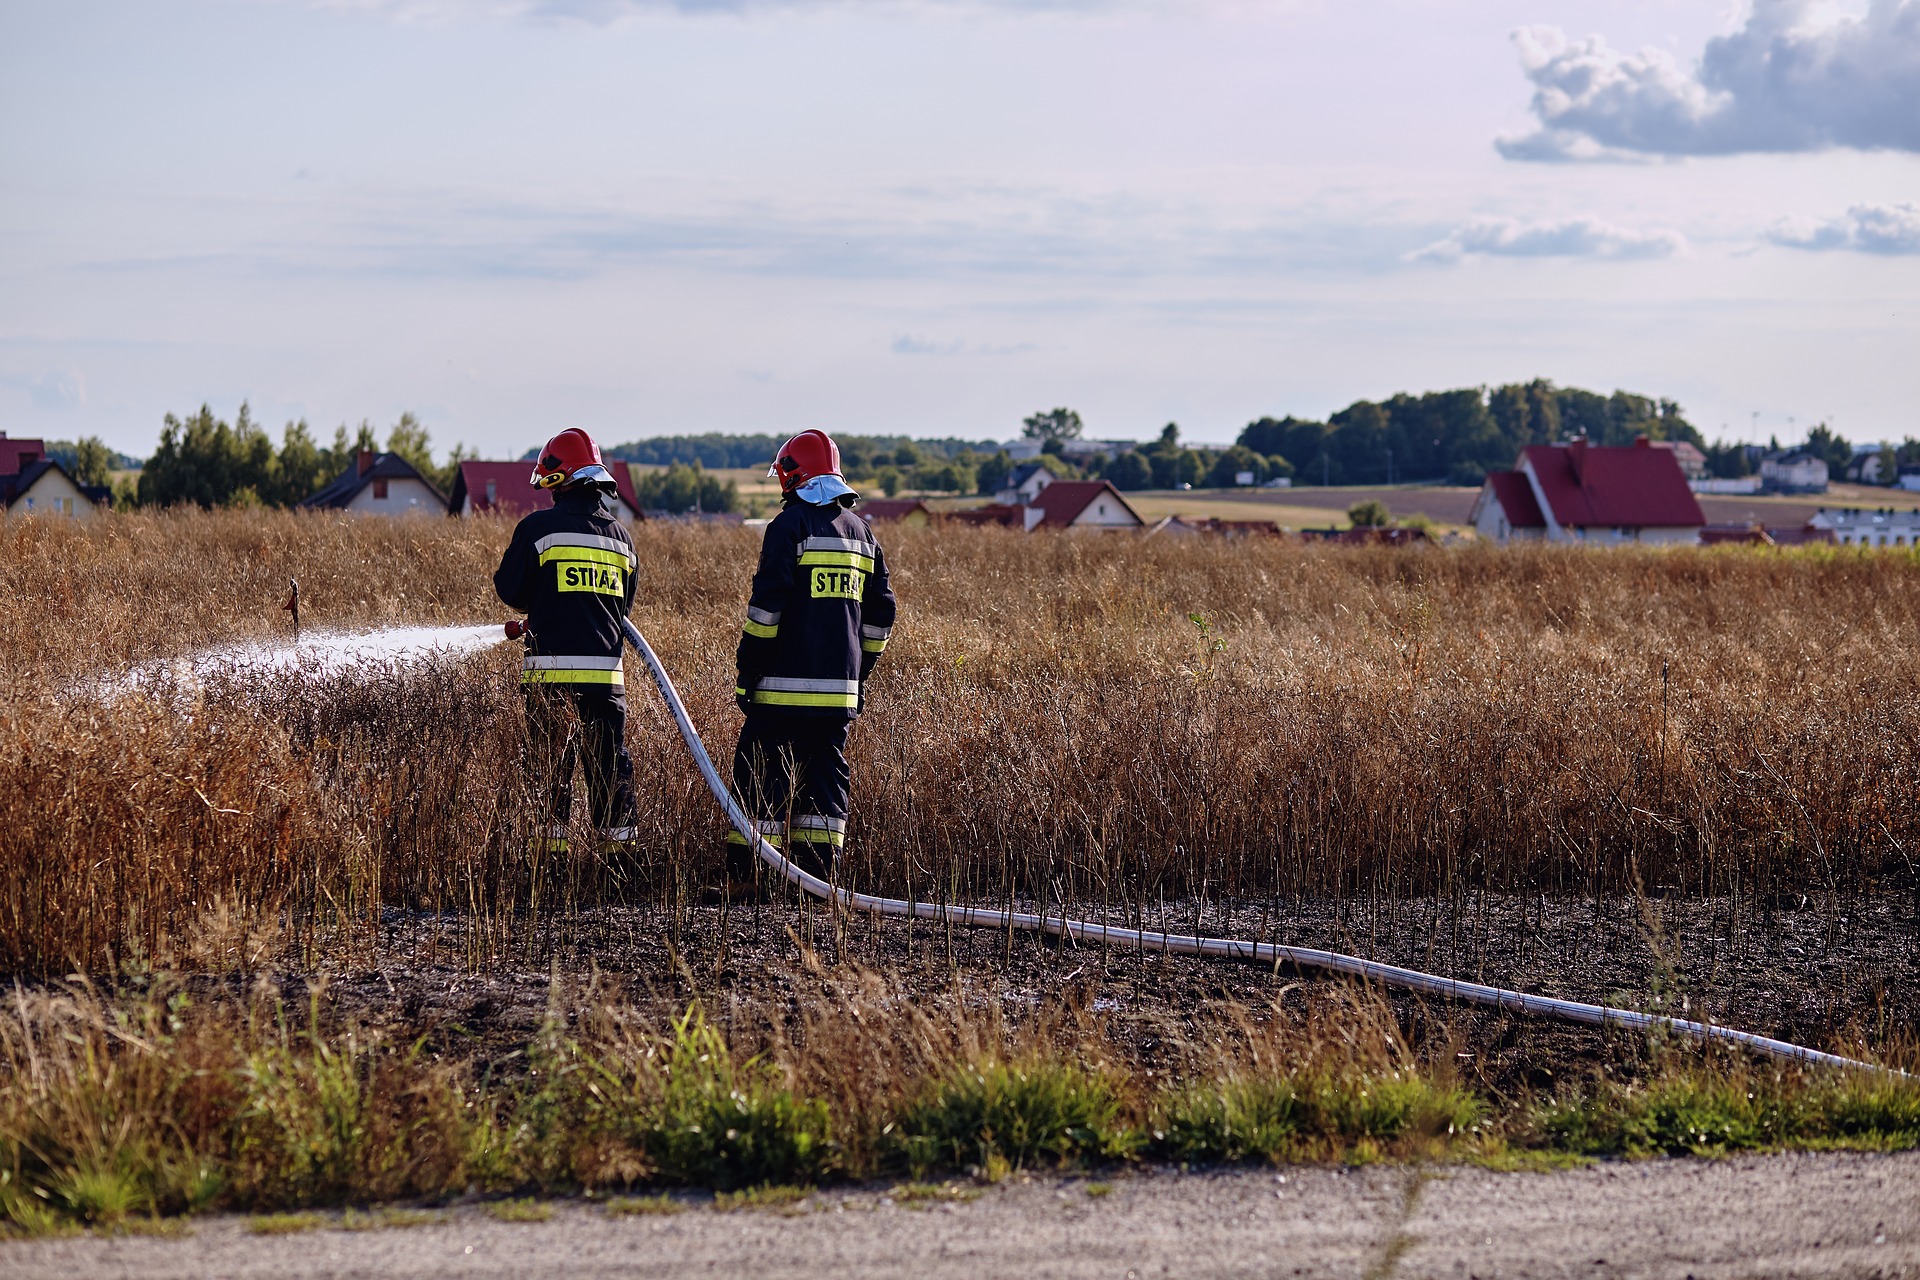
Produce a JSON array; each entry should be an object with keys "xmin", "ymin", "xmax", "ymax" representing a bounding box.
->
[
  {"xmin": 485, "ymin": 480, "xmax": 497, "ymax": 505},
  {"xmin": 372, "ymin": 479, "xmax": 389, "ymax": 500}
]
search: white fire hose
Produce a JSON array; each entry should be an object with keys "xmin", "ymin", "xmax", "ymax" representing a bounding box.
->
[{"xmin": 622, "ymin": 619, "xmax": 1894, "ymax": 1075}]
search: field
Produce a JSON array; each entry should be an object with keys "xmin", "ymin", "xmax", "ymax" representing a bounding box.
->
[{"xmin": 1, "ymin": 510, "xmax": 1917, "ymax": 1229}]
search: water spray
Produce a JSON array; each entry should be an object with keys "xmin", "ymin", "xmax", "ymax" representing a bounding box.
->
[{"xmin": 617, "ymin": 618, "xmax": 1895, "ymax": 1076}]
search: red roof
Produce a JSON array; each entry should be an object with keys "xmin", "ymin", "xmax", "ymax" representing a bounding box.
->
[
  {"xmin": 1520, "ymin": 439, "xmax": 1704, "ymax": 530},
  {"xmin": 1486, "ymin": 471, "xmax": 1546, "ymax": 528},
  {"xmin": 855, "ymin": 498, "xmax": 931, "ymax": 521},
  {"xmin": 0, "ymin": 434, "xmax": 47, "ymax": 477},
  {"xmin": 1026, "ymin": 480, "xmax": 1142, "ymax": 529},
  {"xmin": 949, "ymin": 503, "xmax": 1025, "ymax": 527},
  {"xmin": 452, "ymin": 460, "xmax": 642, "ymax": 518}
]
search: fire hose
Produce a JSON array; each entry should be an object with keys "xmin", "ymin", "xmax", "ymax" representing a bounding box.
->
[{"xmin": 618, "ymin": 618, "xmax": 1892, "ymax": 1075}]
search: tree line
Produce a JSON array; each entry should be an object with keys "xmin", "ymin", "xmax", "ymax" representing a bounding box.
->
[{"xmin": 50, "ymin": 383, "xmax": 1920, "ymax": 513}]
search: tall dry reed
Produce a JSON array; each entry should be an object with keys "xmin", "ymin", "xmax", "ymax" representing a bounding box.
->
[{"xmin": 2, "ymin": 509, "xmax": 1916, "ymax": 974}]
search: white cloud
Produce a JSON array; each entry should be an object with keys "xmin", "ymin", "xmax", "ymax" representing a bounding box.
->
[
  {"xmin": 1499, "ymin": 0, "xmax": 1920, "ymax": 160},
  {"xmin": 1408, "ymin": 216, "xmax": 1686, "ymax": 263},
  {"xmin": 1766, "ymin": 201, "xmax": 1920, "ymax": 252}
]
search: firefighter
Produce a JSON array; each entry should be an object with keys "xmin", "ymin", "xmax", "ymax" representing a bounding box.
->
[
  {"xmin": 493, "ymin": 428, "xmax": 639, "ymax": 855},
  {"xmin": 725, "ymin": 429, "xmax": 896, "ymax": 895}
]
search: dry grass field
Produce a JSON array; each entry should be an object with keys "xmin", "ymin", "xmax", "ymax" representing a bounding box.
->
[{"xmin": 1, "ymin": 509, "xmax": 1916, "ymax": 1228}]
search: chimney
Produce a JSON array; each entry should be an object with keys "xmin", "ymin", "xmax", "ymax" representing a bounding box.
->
[
  {"xmin": 1634, "ymin": 434, "xmax": 1651, "ymax": 448},
  {"xmin": 357, "ymin": 449, "xmax": 375, "ymax": 476},
  {"xmin": 1568, "ymin": 435, "xmax": 1588, "ymax": 480}
]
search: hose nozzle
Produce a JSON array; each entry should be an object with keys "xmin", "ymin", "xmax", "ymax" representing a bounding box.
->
[{"xmin": 504, "ymin": 619, "xmax": 531, "ymax": 642}]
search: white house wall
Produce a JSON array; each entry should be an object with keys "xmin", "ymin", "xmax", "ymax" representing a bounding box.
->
[
  {"xmin": 1069, "ymin": 496, "xmax": 1142, "ymax": 527},
  {"xmin": 6, "ymin": 468, "xmax": 96, "ymax": 519},
  {"xmin": 343, "ymin": 478, "xmax": 443, "ymax": 515}
]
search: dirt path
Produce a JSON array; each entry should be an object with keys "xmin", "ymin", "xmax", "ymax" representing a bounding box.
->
[{"xmin": 9, "ymin": 1152, "xmax": 1915, "ymax": 1280}]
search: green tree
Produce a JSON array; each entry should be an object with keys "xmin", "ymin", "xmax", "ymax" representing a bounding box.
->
[
  {"xmin": 272, "ymin": 421, "xmax": 330, "ymax": 505},
  {"xmin": 1022, "ymin": 407, "xmax": 1083, "ymax": 441},
  {"xmin": 913, "ymin": 459, "xmax": 973, "ymax": 493},
  {"xmin": 633, "ymin": 462, "xmax": 737, "ymax": 514},
  {"xmin": 137, "ymin": 403, "xmax": 277, "ymax": 508},
  {"xmin": 1205, "ymin": 445, "xmax": 1267, "ymax": 488},
  {"xmin": 1105, "ymin": 450, "xmax": 1152, "ymax": 491},
  {"xmin": 68, "ymin": 436, "xmax": 115, "ymax": 488},
  {"xmin": 1805, "ymin": 423, "xmax": 1852, "ymax": 472},
  {"xmin": 1347, "ymin": 499, "xmax": 1391, "ymax": 528},
  {"xmin": 975, "ymin": 450, "xmax": 1013, "ymax": 496}
]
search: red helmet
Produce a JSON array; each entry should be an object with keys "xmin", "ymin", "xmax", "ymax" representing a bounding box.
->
[
  {"xmin": 531, "ymin": 428, "xmax": 612, "ymax": 490},
  {"xmin": 769, "ymin": 430, "xmax": 843, "ymax": 497}
]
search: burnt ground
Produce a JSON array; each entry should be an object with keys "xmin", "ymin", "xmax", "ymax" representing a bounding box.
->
[{"xmin": 221, "ymin": 886, "xmax": 1920, "ymax": 1097}]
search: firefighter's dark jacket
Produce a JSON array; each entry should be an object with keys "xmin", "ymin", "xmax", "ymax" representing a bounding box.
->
[
  {"xmin": 493, "ymin": 486, "xmax": 638, "ymax": 691},
  {"xmin": 736, "ymin": 497, "xmax": 896, "ymax": 716}
]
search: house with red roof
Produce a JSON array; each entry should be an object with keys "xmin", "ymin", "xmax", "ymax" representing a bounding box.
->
[
  {"xmin": 1, "ymin": 432, "xmax": 110, "ymax": 519},
  {"xmin": 948, "ymin": 481, "xmax": 1143, "ymax": 532},
  {"xmin": 853, "ymin": 498, "xmax": 932, "ymax": 526},
  {"xmin": 449, "ymin": 459, "xmax": 643, "ymax": 524},
  {"xmin": 1024, "ymin": 480, "xmax": 1144, "ymax": 531},
  {"xmin": 1469, "ymin": 437, "xmax": 1705, "ymax": 545}
]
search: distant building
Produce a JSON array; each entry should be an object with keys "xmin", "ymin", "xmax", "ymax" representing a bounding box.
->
[
  {"xmin": 449, "ymin": 459, "xmax": 643, "ymax": 524},
  {"xmin": 1759, "ymin": 450, "xmax": 1829, "ymax": 495},
  {"xmin": 999, "ymin": 439, "xmax": 1131, "ymax": 466},
  {"xmin": 1, "ymin": 434, "xmax": 109, "ymax": 519},
  {"xmin": 1298, "ymin": 525, "xmax": 1432, "ymax": 547},
  {"xmin": 854, "ymin": 498, "xmax": 932, "ymax": 526},
  {"xmin": 1807, "ymin": 507, "xmax": 1920, "ymax": 548},
  {"xmin": 1147, "ymin": 515, "xmax": 1283, "ymax": 538},
  {"xmin": 1900, "ymin": 466, "xmax": 1920, "ymax": 493},
  {"xmin": 1692, "ymin": 476, "xmax": 1762, "ymax": 495},
  {"xmin": 949, "ymin": 502, "xmax": 1027, "ymax": 529},
  {"xmin": 1652, "ymin": 439, "xmax": 1708, "ymax": 481},
  {"xmin": 1025, "ymin": 480, "xmax": 1145, "ymax": 530},
  {"xmin": 949, "ymin": 481, "xmax": 1144, "ymax": 532},
  {"xmin": 303, "ymin": 450, "xmax": 447, "ymax": 515},
  {"xmin": 1845, "ymin": 446, "xmax": 1891, "ymax": 485},
  {"xmin": 995, "ymin": 462, "xmax": 1056, "ymax": 505},
  {"xmin": 1469, "ymin": 437, "xmax": 1706, "ymax": 545}
]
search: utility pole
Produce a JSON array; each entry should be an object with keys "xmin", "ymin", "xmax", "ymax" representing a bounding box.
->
[{"xmin": 1385, "ymin": 447, "xmax": 1393, "ymax": 486}]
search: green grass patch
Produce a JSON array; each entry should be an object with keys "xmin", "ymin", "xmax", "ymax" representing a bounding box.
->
[
  {"xmin": 485, "ymin": 1197, "xmax": 553, "ymax": 1222},
  {"xmin": 889, "ymin": 1181, "xmax": 982, "ymax": 1206},
  {"xmin": 605, "ymin": 1193, "xmax": 686, "ymax": 1216},
  {"xmin": 713, "ymin": 1183, "xmax": 811, "ymax": 1212},
  {"xmin": 1536, "ymin": 1067, "xmax": 1920, "ymax": 1158},
  {"xmin": 340, "ymin": 1206, "xmax": 445, "ymax": 1230},
  {"xmin": 891, "ymin": 1059, "xmax": 1142, "ymax": 1178},
  {"xmin": 1154, "ymin": 1069, "xmax": 1484, "ymax": 1165},
  {"xmin": 247, "ymin": 1211, "xmax": 327, "ymax": 1235}
]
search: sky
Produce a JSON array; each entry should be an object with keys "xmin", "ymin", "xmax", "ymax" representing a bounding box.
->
[{"xmin": 1, "ymin": 0, "xmax": 1917, "ymax": 460}]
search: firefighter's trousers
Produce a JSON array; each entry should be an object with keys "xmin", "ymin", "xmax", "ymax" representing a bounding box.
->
[
  {"xmin": 728, "ymin": 711, "xmax": 850, "ymax": 882},
  {"xmin": 523, "ymin": 685, "xmax": 637, "ymax": 841}
]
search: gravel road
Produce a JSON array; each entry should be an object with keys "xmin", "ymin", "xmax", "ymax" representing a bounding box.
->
[{"xmin": 8, "ymin": 1151, "xmax": 1916, "ymax": 1280}]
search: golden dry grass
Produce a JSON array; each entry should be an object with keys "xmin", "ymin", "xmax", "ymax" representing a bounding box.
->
[{"xmin": 1, "ymin": 509, "xmax": 1917, "ymax": 974}]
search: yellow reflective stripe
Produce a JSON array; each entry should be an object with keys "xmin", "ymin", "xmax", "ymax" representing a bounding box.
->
[
  {"xmin": 538, "ymin": 546, "xmax": 633, "ymax": 569},
  {"xmin": 789, "ymin": 828, "xmax": 845, "ymax": 847},
  {"xmin": 750, "ymin": 689, "xmax": 860, "ymax": 708},
  {"xmin": 861, "ymin": 638, "xmax": 887, "ymax": 654},
  {"xmin": 725, "ymin": 831, "xmax": 781, "ymax": 846},
  {"xmin": 522, "ymin": 668, "xmax": 626, "ymax": 686},
  {"xmin": 742, "ymin": 619, "xmax": 778, "ymax": 639},
  {"xmin": 796, "ymin": 550, "xmax": 875, "ymax": 572}
]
